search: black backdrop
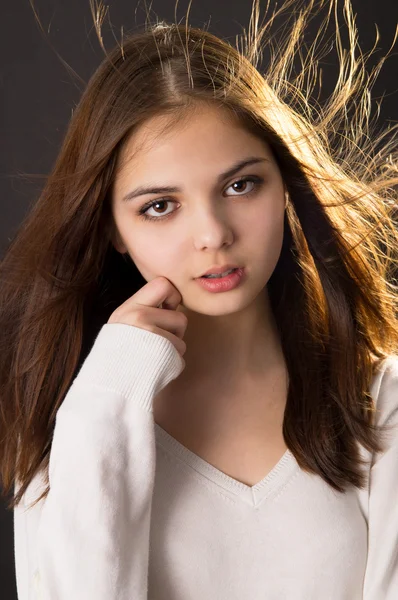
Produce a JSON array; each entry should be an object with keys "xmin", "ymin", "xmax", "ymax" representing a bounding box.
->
[{"xmin": 1, "ymin": 0, "xmax": 397, "ymax": 597}]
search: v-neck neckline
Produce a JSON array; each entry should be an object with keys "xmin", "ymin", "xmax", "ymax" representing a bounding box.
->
[{"xmin": 154, "ymin": 422, "xmax": 300, "ymax": 507}]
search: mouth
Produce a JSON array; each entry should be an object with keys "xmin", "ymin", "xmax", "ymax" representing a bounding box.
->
[
  {"xmin": 196, "ymin": 264, "xmax": 242, "ymax": 279},
  {"xmin": 199, "ymin": 267, "xmax": 240, "ymax": 279},
  {"xmin": 195, "ymin": 267, "xmax": 246, "ymax": 292}
]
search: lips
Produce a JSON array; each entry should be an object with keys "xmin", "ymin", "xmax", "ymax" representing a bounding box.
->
[
  {"xmin": 198, "ymin": 264, "xmax": 241, "ymax": 277},
  {"xmin": 202, "ymin": 268, "xmax": 238, "ymax": 278}
]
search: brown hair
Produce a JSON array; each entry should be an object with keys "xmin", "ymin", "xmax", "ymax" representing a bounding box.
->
[{"xmin": 1, "ymin": 0, "xmax": 398, "ymax": 509}]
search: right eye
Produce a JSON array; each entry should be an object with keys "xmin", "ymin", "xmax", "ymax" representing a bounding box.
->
[{"xmin": 138, "ymin": 198, "xmax": 176, "ymax": 221}]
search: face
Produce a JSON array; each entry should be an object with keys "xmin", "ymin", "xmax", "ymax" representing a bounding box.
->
[{"xmin": 110, "ymin": 104, "xmax": 287, "ymax": 317}]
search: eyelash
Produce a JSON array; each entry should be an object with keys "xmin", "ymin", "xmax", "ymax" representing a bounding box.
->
[{"xmin": 137, "ymin": 175, "xmax": 265, "ymax": 222}]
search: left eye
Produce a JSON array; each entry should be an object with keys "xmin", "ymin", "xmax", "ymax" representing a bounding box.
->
[
  {"xmin": 138, "ymin": 175, "xmax": 264, "ymax": 221},
  {"xmin": 227, "ymin": 178, "xmax": 256, "ymax": 195}
]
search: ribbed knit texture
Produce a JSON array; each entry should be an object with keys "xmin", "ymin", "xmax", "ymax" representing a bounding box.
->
[{"xmin": 13, "ymin": 323, "xmax": 398, "ymax": 599}]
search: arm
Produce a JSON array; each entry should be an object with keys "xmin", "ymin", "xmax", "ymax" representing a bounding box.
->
[
  {"xmin": 363, "ymin": 355, "xmax": 398, "ymax": 599},
  {"xmin": 16, "ymin": 323, "xmax": 185, "ymax": 600}
]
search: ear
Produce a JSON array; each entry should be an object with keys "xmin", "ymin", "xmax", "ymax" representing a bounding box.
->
[
  {"xmin": 103, "ymin": 214, "xmax": 128, "ymax": 254},
  {"xmin": 111, "ymin": 232, "xmax": 128, "ymax": 255},
  {"xmin": 283, "ymin": 181, "xmax": 288, "ymax": 195},
  {"xmin": 283, "ymin": 184, "xmax": 289, "ymax": 209}
]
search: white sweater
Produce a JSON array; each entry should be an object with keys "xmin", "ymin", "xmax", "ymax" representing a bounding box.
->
[{"xmin": 13, "ymin": 323, "xmax": 398, "ymax": 599}]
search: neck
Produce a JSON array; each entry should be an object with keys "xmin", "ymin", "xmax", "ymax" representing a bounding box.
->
[{"xmin": 176, "ymin": 286, "xmax": 285, "ymax": 386}]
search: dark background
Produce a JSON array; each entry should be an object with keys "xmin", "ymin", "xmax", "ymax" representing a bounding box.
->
[{"xmin": 1, "ymin": 0, "xmax": 397, "ymax": 597}]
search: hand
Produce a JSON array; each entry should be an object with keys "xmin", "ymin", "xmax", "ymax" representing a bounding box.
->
[{"xmin": 107, "ymin": 276, "xmax": 188, "ymax": 358}]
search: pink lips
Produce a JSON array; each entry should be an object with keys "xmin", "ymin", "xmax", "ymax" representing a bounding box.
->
[{"xmin": 195, "ymin": 267, "xmax": 245, "ymax": 293}]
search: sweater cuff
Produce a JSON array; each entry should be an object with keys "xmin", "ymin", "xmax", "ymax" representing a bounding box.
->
[{"xmin": 72, "ymin": 323, "xmax": 186, "ymax": 412}]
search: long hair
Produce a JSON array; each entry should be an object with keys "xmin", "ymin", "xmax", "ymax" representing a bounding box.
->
[{"xmin": 1, "ymin": 0, "xmax": 398, "ymax": 509}]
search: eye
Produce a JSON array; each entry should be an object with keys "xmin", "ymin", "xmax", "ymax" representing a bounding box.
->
[{"xmin": 137, "ymin": 175, "xmax": 264, "ymax": 222}]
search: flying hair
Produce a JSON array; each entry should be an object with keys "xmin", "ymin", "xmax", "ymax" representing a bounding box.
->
[{"xmin": 1, "ymin": 0, "xmax": 398, "ymax": 509}]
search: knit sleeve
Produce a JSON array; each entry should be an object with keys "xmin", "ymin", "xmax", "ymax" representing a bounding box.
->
[
  {"xmin": 20, "ymin": 323, "xmax": 185, "ymax": 600},
  {"xmin": 363, "ymin": 355, "xmax": 398, "ymax": 599}
]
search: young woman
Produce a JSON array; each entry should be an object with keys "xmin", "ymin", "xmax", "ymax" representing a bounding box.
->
[{"xmin": 1, "ymin": 0, "xmax": 398, "ymax": 598}]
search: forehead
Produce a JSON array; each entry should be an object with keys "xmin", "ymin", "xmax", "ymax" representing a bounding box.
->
[{"xmin": 117, "ymin": 104, "xmax": 272, "ymax": 171}]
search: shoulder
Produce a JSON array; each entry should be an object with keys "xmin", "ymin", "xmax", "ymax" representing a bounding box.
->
[{"xmin": 370, "ymin": 354, "xmax": 398, "ymax": 428}]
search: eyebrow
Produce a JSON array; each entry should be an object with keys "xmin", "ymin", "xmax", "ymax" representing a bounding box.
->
[{"xmin": 121, "ymin": 156, "xmax": 270, "ymax": 202}]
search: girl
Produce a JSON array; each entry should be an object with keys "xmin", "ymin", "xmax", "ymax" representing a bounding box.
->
[{"xmin": 1, "ymin": 0, "xmax": 398, "ymax": 598}]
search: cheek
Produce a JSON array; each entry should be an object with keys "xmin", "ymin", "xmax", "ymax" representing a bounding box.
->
[
  {"xmin": 127, "ymin": 233, "xmax": 182, "ymax": 279},
  {"xmin": 248, "ymin": 202, "xmax": 285, "ymax": 262},
  {"xmin": 249, "ymin": 198, "xmax": 285, "ymax": 240}
]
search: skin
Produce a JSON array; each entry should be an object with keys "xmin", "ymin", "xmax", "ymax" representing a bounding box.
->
[{"xmin": 110, "ymin": 104, "xmax": 289, "ymax": 469}]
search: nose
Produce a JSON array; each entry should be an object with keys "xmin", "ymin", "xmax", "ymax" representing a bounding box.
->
[{"xmin": 191, "ymin": 203, "xmax": 234, "ymax": 251}]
